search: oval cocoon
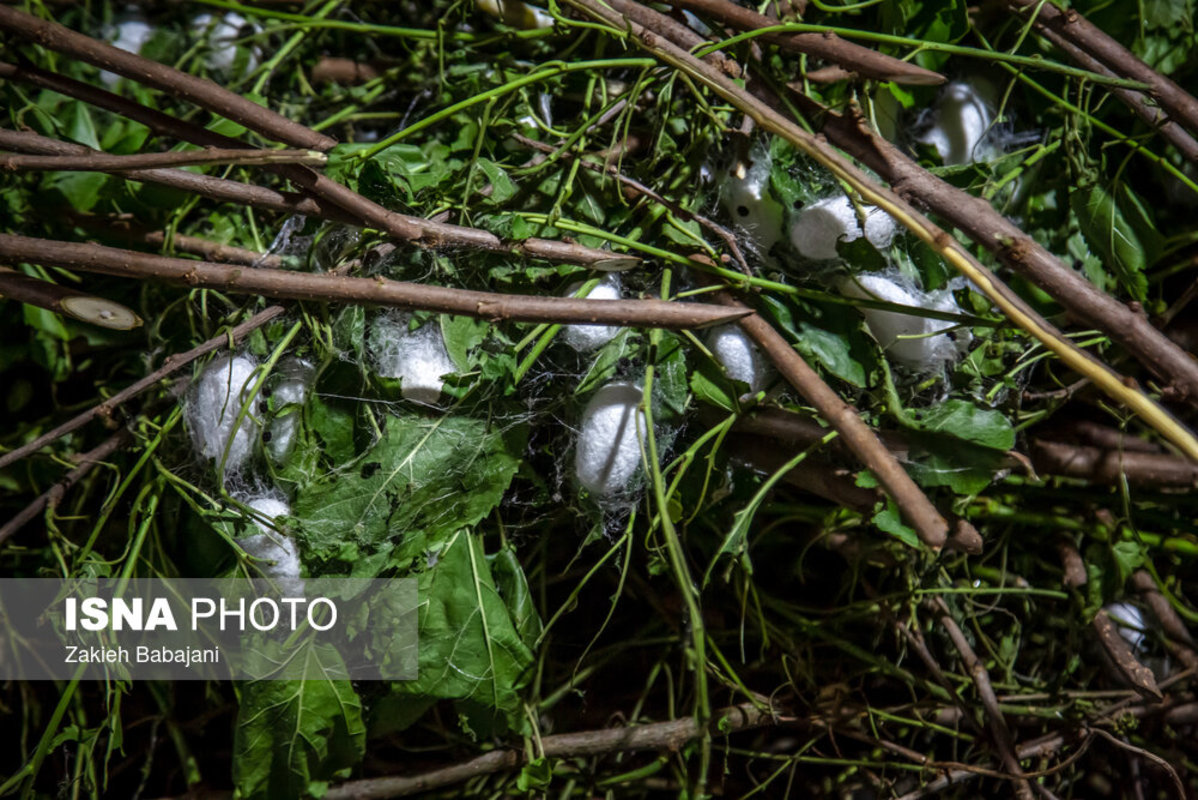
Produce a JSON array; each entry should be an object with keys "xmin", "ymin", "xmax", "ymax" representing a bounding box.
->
[
  {"xmin": 706, "ymin": 324, "xmax": 768, "ymax": 392},
  {"xmin": 839, "ymin": 274, "xmax": 963, "ymax": 369},
  {"xmin": 369, "ymin": 312, "xmax": 458, "ymax": 404},
  {"xmin": 239, "ymin": 495, "xmax": 303, "ymax": 593},
  {"xmin": 187, "ymin": 354, "xmax": 260, "ymax": 475},
  {"xmin": 563, "ymin": 273, "xmax": 623, "ymax": 352},
  {"xmin": 790, "ymin": 195, "xmax": 896, "ymax": 261},
  {"xmin": 575, "ymin": 382, "xmax": 648, "ymax": 497}
]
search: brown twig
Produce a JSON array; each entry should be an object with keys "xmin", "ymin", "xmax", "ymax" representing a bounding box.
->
[
  {"xmin": 0, "ymin": 265, "xmax": 141, "ymax": 330},
  {"xmin": 927, "ymin": 597, "xmax": 1035, "ymax": 800},
  {"xmin": 1089, "ymin": 728, "xmax": 1186, "ymax": 800},
  {"xmin": 711, "ymin": 286, "xmax": 950, "ymax": 550},
  {"xmin": 0, "ymin": 6, "xmax": 336, "ymax": 150},
  {"xmin": 0, "ymin": 234, "xmax": 747, "ymax": 330},
  {"xmin": 713, "ymin": 404, "xmax": 1198, "ymax": 489},
  {"xmin": 598, "ymin": 0, "xmax": 741, "ymax": 78},
  {"xmin": 0, "ymin": 430, "xmax": 129, "ymax": 544},
  {"xmin": 0, "ymin": 59, "xmax": 638, "ymax": 270},
  {"xmin": 68, "ymin": 213, "xmax": 286, "ymax": 268},
  {"xmin": 1030, "ymin": 439, "xmax": 1198, "ymax": 488},
  {"xmin": 155, "ymin": 703, "xmax": 776, "ymax": 800},
  {"xmin": 730, "ymin": 435, "xmax": 883, "ymax": 512},
  {"xmin": 1093, "ymin": 608, "xmax": 1163, "ymax": 701},
  {"xmin": 0, "ymin": 306, "xmax": 284, "ymax": 472},
  {"xmin": 0, "ymin": 146, "xmax": 327, "ymax": 172},
  {"xmin": 0, "ymin": 129, "xmax": 357, "ymax": 223},
  {"xmin": 137, "ymin": 229, "xmax": 284, "ymax": 269},
  {"xmin": 309, "ymin": 57, "xmax": 385, "ymax": 86},
  {"xmin": 1057, "ymin": 539, "xmax": 1087, "ymax": 589},
  {"xmin": 1021, "ymin": 21, "xmax": 1198, "ymax": 164},
  {"xmin": 662, "ymin": 0, "xmax": 945, "ymax": 85},
  {"xmin": 1131, "ymin": 570, "xmax": 1198, "ymax": 671},
  {"xmin": 1008, "ymin": 0, "xmax": 1198, "ymax": 144}
]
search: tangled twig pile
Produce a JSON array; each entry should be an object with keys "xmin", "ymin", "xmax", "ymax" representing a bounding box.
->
[{"xmin": 1, "ymin": 0, "xmax": 1197, "ymax": 797}]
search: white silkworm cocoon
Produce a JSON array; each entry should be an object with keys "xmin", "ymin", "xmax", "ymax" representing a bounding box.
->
[
  {"xmin": 917, "ymin": 82, "xmax": 995, "ymax": 166},
  {"xmin": 267, "ymin": 358, "xmax": 314, "ymax": 464},
  {"xmin": 187, "ymin": 355, "xmax": 261, "ymax": 475},
  {"xmin": 706, "ymin": 324, "xmax": 768, "ymax": 393},
  {"xmin": 790, "ymin": 195, "xmax": 896, "ymax": 261},
  {"xmin": 369, "ymin": 312, "xmax": 458, "ymax": 404},
  {"xmin": 476, "ymin": 0, "xmax": 555, "ymax": 29},
  {"xmin": 575, "ymin": 382, "xmax": 648, "ymax": 497},
  {"xmin": 563, "ymin": 273, "xmax": 623, "ymax": 352},
  {"xmin": 839, "ymin": 274, "xmax": 965, "ymax": 369},
  {"xmin": 721, "ymin": 152, "xmax": 785, "ymax": 254},
  {"xmin": 239, "ymin": 495, "xmax": 303, "ymax": 592},
  {"xmin": 100, "ymin": 14, "xmax": 153, "ymax": 86},
  {"xmin": 1104, "ymin": 602, "xmax": 1147, "ymax": 652},
  {"xmin": 194, "ymin": 13, "xmax": 259, "ymax": 73}
]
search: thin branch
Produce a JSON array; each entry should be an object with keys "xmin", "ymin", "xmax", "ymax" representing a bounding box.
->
[
  {"xmin": 0, "ymin": 265, "xmax": 141, "ymax": 330},
  {"xmin": 0, "ymin": 306, "xmax": 284, "ymax": 472},
  {"xmin": 68, "ymin": 213, "xmax": 286, "ymax": 268},
  {"xmin": 0, "ymin": 146, "xmax": 327, "ymax": 172},
  {"xmin": 0, "ymin": 234, "xmax": 747, "ymax": 329},
  {"xmin": 1130, "ymin": 570, "xmax": 1198, "ymax": 671},
  {"xmin": 0, "ymin": 430, "xmax": 129, "ymax": 544},
  {"xmin": 1057, "ymin": 539, "xmax": 1088, "ymax": 589},
  {"xmin": 0, "ymin": 6, "xmax": 336, "ymax": 150},
  {"xmin": 325, "ymin": 703, "xmax": 775, "ymax": 800},
  {"xmin": 0, "ymin": 129, "xmax": 357, "ymax": 223},
  {"xmin": 1008, "ymin": 0, "xmax": 1198, "ymax": 144},
  {"xmin": 0, "ymin": 60, "xmax": 640, "ymax": 269},
  {"xmin": 1030, "ymin": 439, "xmax": 1198, "ymax": 488},
  {"xmin": 661, "ymin": 0, "xmax": 946, "ymax": 85},
  {"xmin": 711, "ymin": 284, "xmax": 950, "ymax": 550},
  {"xmin": 597, "ymin": 0, "xmax": 742, "ymax": 78},
  {"xmin": 1022, "ymin": 21, "xmax": 1198, "ymax": 164},
  {"xmin": 1093, "ymin": 607, "xmax": 1163, "ymax": 701},
  {"xmin": 130, "ymin": 227, "xmax": 284, "ymax": 269},
  {"xmin": 928, "ymin": 597, "xmax": 1035, "ymax": 800},
  {"xmin": 154, "ymin": 703, "xmax": 776, "ymax": 800},
  {"xmin": 1089, "ymin": 728, "xmax": 1186, "ymax": 800},
  {"xmin": 713, "ymin": 404, "xmax": 1198, "ymax": 489}
]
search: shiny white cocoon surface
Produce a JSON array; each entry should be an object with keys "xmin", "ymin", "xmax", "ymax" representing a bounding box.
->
[
  {"xmin": 840, "ymin": 275, "xmax": 964, "ymax": 369},
  {"xmin": 790, "ymin": 195, "xmax": 896, "ymax": 261},
  {"xmin": 187, "ymin": 355, "xmax": 260, "ymax": 475},
  {"xmin": 575, "ymin": 382, "xmax": 648, "ymax": 497},
  {"xmin": 563, "ymin": 273, "xmax": 623, "ymax": 352},
  {"xmin": 369, "ymin": 313, "xmax": 458, "ymax": 404}
]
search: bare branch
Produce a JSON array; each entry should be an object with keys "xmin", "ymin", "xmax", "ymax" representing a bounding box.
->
[
  {"xmin": 0, "ymin": 234, "xmax": 747, "ymax": 329},
  {"xmin": 0, "ymin": 146, "xmax": 327, "ymax": 172},
  {"xmin": 0, "ymin": 265, "xmax": 140, "ymax": 330},
  {"xmin": 0, "ymin": 430, "xmax": 129, "ymax": 544},
  {"xmin": 662, "ymin": 0, "xmax": 945, "ymax": 85},
  {"xmin": 0, "ymin": 61, "xmax": 640, "ymax": 269},
  {"xmin": 151, "ymin": 703, "xmax": 777, "ymax": 800},
  {"xmin": 928, "ymin": 597, "xmax": 1035, "ymax": 800},
  {"xmin": 0, "ymin": 129, "xmax": 357, "ymax": 223},
  {"xmin": 1009, "ymin": 0, "xmax": 1198, "ymax": 145},
  {"xmin": 0, "ymin": 5, "xmax": 336, "ymax": 150}
]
